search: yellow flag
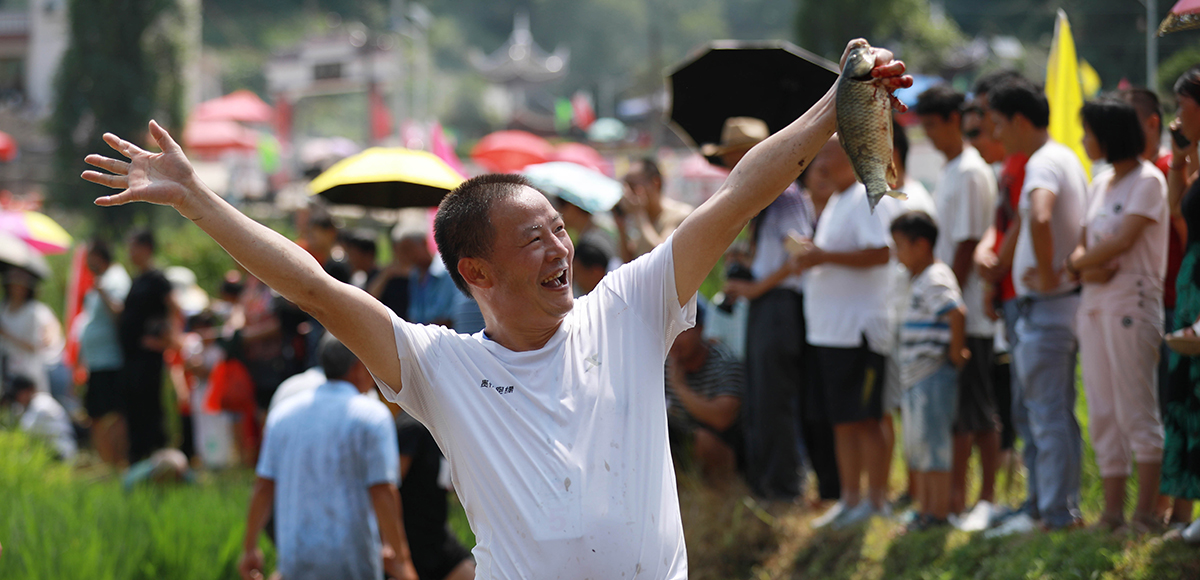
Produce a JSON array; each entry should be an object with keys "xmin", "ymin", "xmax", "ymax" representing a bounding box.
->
[
  {"xmin": 1080, "ymin": 59, "xmax": 1102, "ymax": 98},
  {"xmin": 1046, "ymin": 9, "xmax": 1091, "ymax": 178}
]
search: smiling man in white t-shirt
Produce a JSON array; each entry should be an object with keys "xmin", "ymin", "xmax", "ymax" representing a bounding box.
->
[{"xmin": 81, "ymin": 41, "xmax": 911, "ymax": 580}]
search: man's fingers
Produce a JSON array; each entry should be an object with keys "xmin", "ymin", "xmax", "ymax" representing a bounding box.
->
[
  {"xmin": 872, "ymin": 60, "xmax": 907, "ymax": 79},
  {"xmin": 149, "ymin": 119, "xmax": 183, "ymax": 154},
  {"xmin": 84, "ymin": 154, "xmax": 130, "ymax": 175},
  {"xmin": 871, "ymin": 47, "xmax": 895, "ymax": 67},
  {"xmin": 102, "ymin": 133, "xmax": 147, "ymax": 160},
  {"xmin": 93, "ymin": 191, "xmax": 136, "ymax": 207},
  {"xmin": 81, "ymin": 169, "xmax": 128, "ymax": 190}
]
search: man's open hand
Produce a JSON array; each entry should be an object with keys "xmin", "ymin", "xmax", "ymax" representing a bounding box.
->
[{"xmin": 82, "ymin": 120, "xmax": 204, "ymax": 219}]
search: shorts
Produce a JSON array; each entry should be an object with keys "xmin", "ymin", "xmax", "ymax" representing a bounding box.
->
[
  {"xmin": 813, "ymin": 339, "xmax": 885, "ymax": 425},
  {"xmin": 992, "ymin": 352, "xmax": 1016, "ymax": 450},
  {"xmin": 953, "ymin": 336, "xmax": 999, "ymax": 434},
  {"xmin": 411, "ymin": 527, "xmax": 473, "ymax": 580},
  {"xmin": 84, "ymin": 369, "xmax": 123, "ymax": 419},
  {"xmin": 901, "ymin": 363, "xmax": 958, "ymax": 472}
]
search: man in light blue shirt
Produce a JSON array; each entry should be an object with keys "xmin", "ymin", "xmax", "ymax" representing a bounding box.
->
[
  {"xmin": 239, "ymin": 336, "xmax": 416, "ymax": 580},
  {"xmin": 395, "ymin": 227, "xmax": 458, "ymax": 326}
]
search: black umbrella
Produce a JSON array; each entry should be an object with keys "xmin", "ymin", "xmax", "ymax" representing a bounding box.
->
[{"xmin": 667, "ymin": 40, "xmax": 840, "ymax": 149}]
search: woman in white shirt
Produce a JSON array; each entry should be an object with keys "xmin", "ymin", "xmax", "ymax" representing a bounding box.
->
[{"xmin": 0, "ymin": 268, "xmax": 63, "ymax": 395}]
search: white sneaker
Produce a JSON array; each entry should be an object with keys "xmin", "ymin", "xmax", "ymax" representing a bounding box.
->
[
  {"xmin": 956, "ymin": 500, "xmax": 996, "ymax": 532},
  {"xmin": 1183, "ymin": 518, "xmax": 1200, "ymax": 544},
  {"xmin": 811, "ymin": 501, "xmax": 846, "ymax": 529},
  {"xmin": 833, "ymin": 501, "xmax": 878, "ymax": 530},
  {"xmin": 984, "ymin": 512, "xmax": 1038, "ymax": 538}
]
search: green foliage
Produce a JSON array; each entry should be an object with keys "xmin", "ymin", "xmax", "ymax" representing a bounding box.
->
[
  {"xmin": 794, "ymin": 0, "xmax": 966, "ymax": 70},
  {"xmin": 49, "ymin": 0, "xmax": 187, "ymax": 232}
]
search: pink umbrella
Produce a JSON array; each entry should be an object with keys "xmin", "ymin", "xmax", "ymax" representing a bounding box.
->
[
  {"xmin": 192, "ymin": 90, "xmax": 275, "ymax": 124},
  {"xmin": 470, "ymin": 130, "xmax": 554, "ymax": 173},
  {"xmin": 183, "ymin": 120, "xmax": 259, "ymax": 159},
  {"xmin": 552, "ymin": 142, "xmax": 608, "ymax": 175},
  {"xmin": 0, "ymin": 210, "xmax": 73, "ymax": 255},
  {"xmin": 1159, "ymin": 0, "xmax": 1200, "ymax": 35}
]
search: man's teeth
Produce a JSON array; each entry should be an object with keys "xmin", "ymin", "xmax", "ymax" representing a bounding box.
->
[{"xmin": 542, "ymin": 269, "xmax": 566, "ymax": 285}]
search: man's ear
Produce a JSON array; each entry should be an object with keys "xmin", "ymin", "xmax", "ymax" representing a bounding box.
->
[{"xmin": 459, "ymin": 257, "xmax": 492, "ymax": 291}]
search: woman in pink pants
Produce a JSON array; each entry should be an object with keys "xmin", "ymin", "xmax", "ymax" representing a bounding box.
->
[{"xmin": 1067, "ymin": 96, "xmax": 1169, "ymax": 532}]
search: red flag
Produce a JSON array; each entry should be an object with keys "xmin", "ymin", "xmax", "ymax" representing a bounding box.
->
[
  {"xmin": 370, "ymin": 86, "xmax": 394, "ymax": 143},
  {"xmin": 571, "ymin": 91, "xmax": 596, "ymax": 130},
  {"xmin": 63, "ymin": 244, "xmax": 93, "ymax": 384}
]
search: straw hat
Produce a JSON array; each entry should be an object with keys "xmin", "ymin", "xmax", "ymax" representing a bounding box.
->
[{"xmin": 701, "ymin": 117, "xmax": 770, "ymax": 156}]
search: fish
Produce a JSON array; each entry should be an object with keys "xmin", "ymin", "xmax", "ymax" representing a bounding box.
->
[{"xmin": 835, "ymin": 39, "xmax": 907, "ymax": 213}]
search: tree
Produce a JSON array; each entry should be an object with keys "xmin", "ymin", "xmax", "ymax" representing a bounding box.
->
[
  {"xmin": 50, "ymin": 0, "xmax": 186, "ymax": 231},
  {"xmin": 794, "ymin": 0, "xmax": 964, "ymax": 71}
]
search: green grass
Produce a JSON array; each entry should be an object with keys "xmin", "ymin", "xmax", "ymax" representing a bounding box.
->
[
  {"xmin": 0, "ymin": 429, "xmax": 474, "ymax": 580},
  {"xmin": 678, "ymin": 369, "xmax": 1200, "ymax": 580}
]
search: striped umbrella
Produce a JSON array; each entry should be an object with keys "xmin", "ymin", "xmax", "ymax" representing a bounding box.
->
[{"xmin": 0, "ymin": 210, "xmax": 73, "ymax": 254}]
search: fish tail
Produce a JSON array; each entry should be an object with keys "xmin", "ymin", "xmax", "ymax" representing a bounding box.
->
[{"xmin": 886, "ymin": 190, "xmax": 908, "ymax": 200}]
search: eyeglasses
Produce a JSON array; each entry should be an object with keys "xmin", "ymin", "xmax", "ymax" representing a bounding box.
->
[{"xmin": 964, "ymin": 128, "xmax": 981, "ymax": 139}]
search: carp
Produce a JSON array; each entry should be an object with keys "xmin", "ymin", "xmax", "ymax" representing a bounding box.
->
[{"xmin": 836, "ymin": 39, "xmax": 906, "ymax": 212}]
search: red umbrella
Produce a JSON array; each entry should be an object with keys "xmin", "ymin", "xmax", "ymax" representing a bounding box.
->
[
  {"xmin": 0, "ymin": 130, "xmax": 16, "ymax": 162},
  {"xmin": 183, "ymin": 120, "xmax": 259, "ymax": 159},
  {"xmin": 470, "ymin": 130, "xmax": 554, "ymax": 173},
  {"xmin": 1159, "ymin": 0, "xmax": 1200, "ymax": 35},
  {"xmin": 552, "ymin": 142, "xmax": 608, "ymax": 175},
  {"xmin": 192, "ymin": 90, "xmax": 275, "ymax": 124}
]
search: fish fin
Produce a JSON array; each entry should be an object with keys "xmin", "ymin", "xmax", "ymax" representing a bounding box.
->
[
  {"xmin": 886, "ymin": 190, "xmax": 908, "ymax": 200},
  {"xmin": 886, "ymin": 159, "xmax": 899, "ymax": 186}
]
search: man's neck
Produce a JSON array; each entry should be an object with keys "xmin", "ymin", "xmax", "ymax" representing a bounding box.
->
[
  {"xmin": 646, "ymin": 195, "xmax": 663, "ymax": 222},
  {"xmin": 483, "ymin": 319, "xmax": 564, "ymax": 352},
  {"xmin": 941, "ymin": 139, "xmax": 965, "ymax": 161},
  {"xmin": 1019, "ymin": 130, "xmax": 1050, "ymax": 157}
]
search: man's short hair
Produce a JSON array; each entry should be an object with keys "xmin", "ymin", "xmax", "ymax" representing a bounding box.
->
[
  {"xmin": 892, "ymin": 117, "xmax": 910, "ymax": 171},
  {"xmin": 308, "ymin": 206, "xmax": 337, "ymax": 231},
  {"xmin": 318, "ymin": 334, "xmax": 360, "ymax": 381},
  {"xmin": 342, "ymin": 229, "xmax": 378, "ymax": 256},
  {"xmin": 1119, "ymin": 87, "xmax": 1163, "ymax": 125},
  {"xmin": 971, "ymin": 70, "xmax": 1026, "ymax": 103},
  {"xmin": 988, "ymin": 79, "xmax": 1050, "ymax": 128},
  {"xmin": 915, "ymin": 84, "xmax": 966, "ymax": 121},
  {"xmin": 10, "ymin": 375, "xmax": 35, "ymax": 394},
  {"xmin": 890, "ymin": 210, "xmax": 939, "ymax": 247},
  {"xmin": 573, "ymin": 239, "xmax": 610, "ymax": 270},
  {"xmin": 637, "ymin": 158, "xmax": 661, "ymax": 181},
  {"xmin": 1082, "ymin": 96, "xmax": 1145, "ymax": 163},
  {"xmin": 129, "ymin": 229, "xmax": 155, "ymax": 252},
  {"xmin": 88, "ymin": 237, "xmax": 112, "ymax": 264},
  {"xmin": 434, "ymin": 173, "xmax": 534, "ymax": 296}
]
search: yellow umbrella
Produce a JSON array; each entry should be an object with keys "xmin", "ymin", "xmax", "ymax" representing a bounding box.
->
[
  {"xmin": 309, "ymin": 147, "xmax": 465, "ymax": 208},
  {"xmin": 0, "ymin": 210, "xmax": 73, "ymax": 254}
]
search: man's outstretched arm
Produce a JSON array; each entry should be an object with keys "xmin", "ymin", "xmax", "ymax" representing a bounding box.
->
[
  {"xmin": 671, "ymin": 39, "xmax": 910, "ymax": 306},
  {"xmin": 82, "ymin": 121, "xmax": 403, "ymax": 390}
]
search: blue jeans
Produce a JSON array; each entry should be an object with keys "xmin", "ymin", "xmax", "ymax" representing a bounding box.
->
[{"xmin": 1011, "ymin": 293, "xmax": 1083, "ymax": 528}]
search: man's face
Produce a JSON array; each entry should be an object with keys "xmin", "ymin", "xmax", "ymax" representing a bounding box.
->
[
  {"xmin": 917, "ymin": 113, "xmax": 961, "ymax": 156},
  {"xmin": 668, "ymin": 326, "xmax": 703, "ymax": 361},
  {"xmin": 481, "ymin": 187, "xmax": 575, "ymax": 323},
  {"xmin": 624, "ymin": 164, "xmax": 660, "ymax": 201},
  {"xmin": 86, "ymin": 251, "xmax": 107, "ymax": 276},
  {"xmin": 963, "ymin": 107, "xmax": 1004, "ymax": 164},
  {"xmin": 811, "ymin": 139, "xmax": 855, "ymax": 194},
  {"xmin": 571, "ymin": 258, "xmax": 606, "ymax": 296},
  {"xmin": 989, "ymin": 110, "xmax": 1019, "ymax": 154},
  {"xmin": 1179, "ymin": 93, "xmax": 1200, "ymax": 142}
]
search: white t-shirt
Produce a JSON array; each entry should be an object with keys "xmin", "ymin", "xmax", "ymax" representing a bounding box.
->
[
  {"xmin": 372, "ymin": 238, "xmax": 695, "ymax": 580},
  {"xmin": 805, "ymin": 183, "xmax": 901, "ymax": 352},
  {"xmin": 901, "ymin": 177, "xmax": 938, "ymax": 220},
  {"xmin": 1013, "ymin": 140, "xmax": 1088, "ymax": 297},
  {"xmin": 1080, "ymin": 160, "xmax": 1168, "ymax": 322},
  {"xmin": 933, "ymin": 146, "xmax": 997, "ymax": 336},
  {"xmin": 21, "ymin": 392, "xmax": 77, "ymax": 460},
  {"xmin": 0, "ymin": 300, "xmax": 61, "ymax": 393}
]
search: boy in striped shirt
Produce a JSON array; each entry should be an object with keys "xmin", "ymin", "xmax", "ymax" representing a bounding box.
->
[{"xmin": 891, "ymin": 211, "xmax": 970, "ymax": 531}]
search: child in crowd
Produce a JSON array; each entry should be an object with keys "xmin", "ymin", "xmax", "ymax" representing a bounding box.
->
[{"xmin": 891, "ymin": 211, "xmax": 970, "ymax": 531}]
